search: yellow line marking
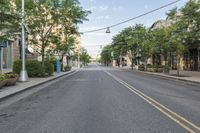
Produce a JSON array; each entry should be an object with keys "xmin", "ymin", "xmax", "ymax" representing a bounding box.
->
[{"xmin": 104, "ymin": 71, "xmax": 200, "ymax": 133}]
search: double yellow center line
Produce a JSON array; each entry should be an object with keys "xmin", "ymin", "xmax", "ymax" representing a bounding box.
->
[{"xmin": 104, "ymin": 71, "xmax": 200, "ymax": 133}]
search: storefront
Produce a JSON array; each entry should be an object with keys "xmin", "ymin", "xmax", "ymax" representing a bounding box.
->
[{"xmin": 183, "ymin": 47, "xmax": 200, "ymax": 71}]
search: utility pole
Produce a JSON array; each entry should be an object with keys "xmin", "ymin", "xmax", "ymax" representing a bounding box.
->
[{"xmin": 19, "ymin": 0, "xmax": 28, "ymax": 82}]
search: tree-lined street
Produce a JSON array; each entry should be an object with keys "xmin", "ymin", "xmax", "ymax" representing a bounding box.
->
[
  {"xmin": 0, "ymin": 65, "xmax": 200, "ymax": 133},
  {"xmin": 0, "ymin": 0, "xmax": 200, "ymax": 133},
  {"xmin": 100, "ymin": 0, "xmax": 200, "ymax": 72}
]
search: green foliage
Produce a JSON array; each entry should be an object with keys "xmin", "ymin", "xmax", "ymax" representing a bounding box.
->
[
  {"xmin": 72, "ymin": 48, "xmax": 91, "ymax": 66},
  {"xmin": 166, "ymin": 7, "xmax": 178, "ymax": 20},
  {"xmin": 5, "ymin": 73, "xmax": 18, "ymax": 78},
  {"xmin": 100, "ymin": 45, "xmax": 113, "ymax": 65},
  {"xmin": 0, "ymin": 1, "xmax": 20, "ymax": 40},
  {"xmin": 21, "ymin": 0, "xmax": 90, "ymax": 65},
  {"xmin": 1, "ymin": 0, "xmax": 90, "ymax": 65},
  {"xmin": 13, "ymin": 60, "xmax": 22, "ymax": 75},
  {"xmin": 80, "ymin": 49, "xmax": 91, "ymax": 65},
  {"xmin": 44, "ymin": 61, "xmax": 54, "ymax": 76},
  {"xmin": 169, "ymin": 0, "xmax": 200, "ymax": 51},
  {"xmin": 0, "ymin": 74, "xmax": 7, "ymax": 81},
  {"xmin": 103, "ymin": 0, "xmax": 199, "ymax": 69},
  {"xmin": 13, "ymin": 60, "xmax": 54, "ymax": 77},
  {"xmin": 112, "ymin": 29, "xmax": 129, "ymax": 58},
  {"xmin": 13, "ymin": 60, "xmax": 43, "ymax": 77},
  {"xmin": 0, "ymin": 73, "xmax": 18, "ymax": 81},
  {"xmin": 26, "ymin": 60, "xmax": 45, "ymax": 77}
]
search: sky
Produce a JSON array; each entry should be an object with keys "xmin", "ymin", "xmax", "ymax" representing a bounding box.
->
[{"xmin": 78, "ymin": 0, "xmax": 188, "ymax": 58}]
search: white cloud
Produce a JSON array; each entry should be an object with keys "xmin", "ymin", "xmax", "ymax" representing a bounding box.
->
[
  {"xmin": 144, "ymin": 5, "xmax": 149, "ymax": 9},
  {"xmin": 105, "ymin": 15, "xmax": 110, "ymax": 19},
  {"xmin": 96, "ymin": 15, "xmax": 110, "ymax": 20},
  {"xmin": 87, "ymin": 5, "xmax": 109, "ymax": 12},
  {"xmin": 80, "ymin": 26, "xmax": 101, "ymax": 31},
  {"xmin": 99, "ymin": 6, "xmax": 109, "ymax": 11},
  {"xmin": 112, "ymin": 6, "xmax": 124, "ymax": 11},
  {"xmin": 80, "ymin": 33, "xmax": 113, "ymax": 58},
  {"xmin": 86, "ymin": 6, "xmax": 97, "ymax": 11}
]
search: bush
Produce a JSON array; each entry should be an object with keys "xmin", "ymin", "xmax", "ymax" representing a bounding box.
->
[
  {"xmin": 13, "ymin": 60, "xmax": 21, "ymax": 74},
  {"xmin": 147, "ymin": 64, "xmax": 152, "ymax": 68},
  {"xmin": 27, "ymin": 60, "xmax": 45, "ymax": 77},
  {"xmin": 49, "ymin": 58, "xmax": 57, "ymax": 71},
  {"xmin": 44, "ymin": 61, "xmax": 54, "ymax": 76},
  {"xmin": 0, "ymin": 74, "xmax": 7, "ymax": 81},
  {"xmin": 13, "ymin": 60, "xmax": 55, "ymax": 77},
  {"xmin": 138, "ymin": 64, "xmax": 145, "ymax": 71},
  {"xmin": 64, "ymin": 66, "xmax": 72, "ymax": 71},
  {"xmin": 5, "ymin": 73, "xmax": 18, "ymax": 78}
]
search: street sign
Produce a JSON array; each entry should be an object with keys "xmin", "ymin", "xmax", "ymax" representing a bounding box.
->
[{"xmin": 0, "ymin": 41, "xmax": 7, "ymax": 48}]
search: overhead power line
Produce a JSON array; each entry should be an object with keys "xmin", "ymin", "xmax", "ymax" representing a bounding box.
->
[{"xmin": 81, "ymin": 0, "xmax": 180, "ymax": 34}]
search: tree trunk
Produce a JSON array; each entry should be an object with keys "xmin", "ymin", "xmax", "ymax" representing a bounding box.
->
[
  {"xmin": 144, "ymin": 58, "xmax": 148, "ymax": 71},
  {"xmin": 131, "ymin": 57, "xmax": 134, "ymax": 69},
  {"xmin": 61, "ymin": 54, "xmax": 64, "ymax": 71},
  {"xmin": 66, "ymin": 56, "xmax": 69, "ymax": 67},
  {"xmin": 164, "ymin": 54, "xmax": 169, "ymax": 73},
  {"xmin": 41, "ymin": 45, "xmax": 45, "ymax": 67},
  {"xmin": 177, "ymin": 55, "xmax": 180, "ymax": 76}
]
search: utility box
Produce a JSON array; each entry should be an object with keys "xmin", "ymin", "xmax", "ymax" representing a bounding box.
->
[{"xmin": 56, "ymin": 59, "xmax": 61, "ymax": 74}]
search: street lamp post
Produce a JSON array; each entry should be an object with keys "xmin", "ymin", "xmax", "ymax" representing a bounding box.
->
[{"xmin": 19, "ymin": 0, "xmax": 28, "ymax": 82}]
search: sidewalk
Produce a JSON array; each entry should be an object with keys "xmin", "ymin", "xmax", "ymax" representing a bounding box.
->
[
  {"xmin": 0, "ymin": 68, "xmax": 78, "ymax": 100},
  {"xmin": 115, "ymin": 67, "xmax": 200, "ymax": 84}
]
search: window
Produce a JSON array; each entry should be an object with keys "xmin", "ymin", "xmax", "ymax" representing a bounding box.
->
[{"xmin": 2, "ymin": 41, "xmax": 12, "ymax": 69}]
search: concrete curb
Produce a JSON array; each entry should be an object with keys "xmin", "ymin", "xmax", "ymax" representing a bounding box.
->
[
  {"xmin": 114, "ymin": 67, "xmax": 200, "ymax": 85},
  {"xmin": 0, "ymin": 70, "xmax": 77, "ymax": 101},
  {"xmin": 138, "ymin": 71, "xmax": 200, "ymax": 85}
]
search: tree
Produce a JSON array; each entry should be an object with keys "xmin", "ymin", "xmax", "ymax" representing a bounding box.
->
[
  {"xmin": 165, "ymin": 0, "xmax": 200, "ymax": 74},
  {"xmin": 112, "ymin": 30, "xmax": 129, "ymax": 67},
  {"xmin": 100, "ymin": 45, "xmax": 112, "ymax": 66},
  {"xmin": 0, "ymin": 0, "xmax": 20, "ymax": 40},
  {"xmin": 139, "ymin": 30, "xmax": 153, "ymax": 70},
  {"xmin": 80, "ymin": 48, "xmax": 91, "ymax": 65},
  {"xmin": 150, "ymin": 28, "xmax": 172, "ymax": 67},
  {"xmin": 179, "ymin": 0, "xmax": 200, "ymax": 47},
  {"xmin": 169, "ymin": 24, "xmax": 186, "ymax": 75},
  {"xmin": 14, "ymin": 0, "xmax": 90, "ymax": 66},
  {"xmin": 52, "ymin": 34, "xmax": 75, "ymax": 70},
  {"xmin": 72, "ymin": 48, "xmax": 91, "ymax": 66},
  {"xmin": 130, "ymin": 24, "xmax": 147, "ymax": 67}
]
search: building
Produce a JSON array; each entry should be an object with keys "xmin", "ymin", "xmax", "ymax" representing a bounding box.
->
[
  {"xmin": 149, "ymin": 11, "xmax": 200, "ymax": 71},
  {"xmin": 0, "ymin": 35, "xmax": 38, "ymax": 74},
  {"xmin": 0, "ymin": 39, "xmax": 17, "ymax": 73}
]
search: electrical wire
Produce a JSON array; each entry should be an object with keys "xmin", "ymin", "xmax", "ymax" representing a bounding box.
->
[{"xmin": 81, "ymin": 0, "xmax": 180, "ymax": 34}]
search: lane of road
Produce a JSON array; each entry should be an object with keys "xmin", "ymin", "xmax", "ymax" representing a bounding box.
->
[
  {"xmin": 0, "ymin": 65, "xmax": 199, "ymax": 133},
  {"xmin": 107, "ymin": 67, "xmax": 200, "ymax": 129}
]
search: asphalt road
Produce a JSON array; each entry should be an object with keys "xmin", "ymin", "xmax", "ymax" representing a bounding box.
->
[{"xmin": 0, "ymin": 65, "xmax": 200, "ymax": 133}]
